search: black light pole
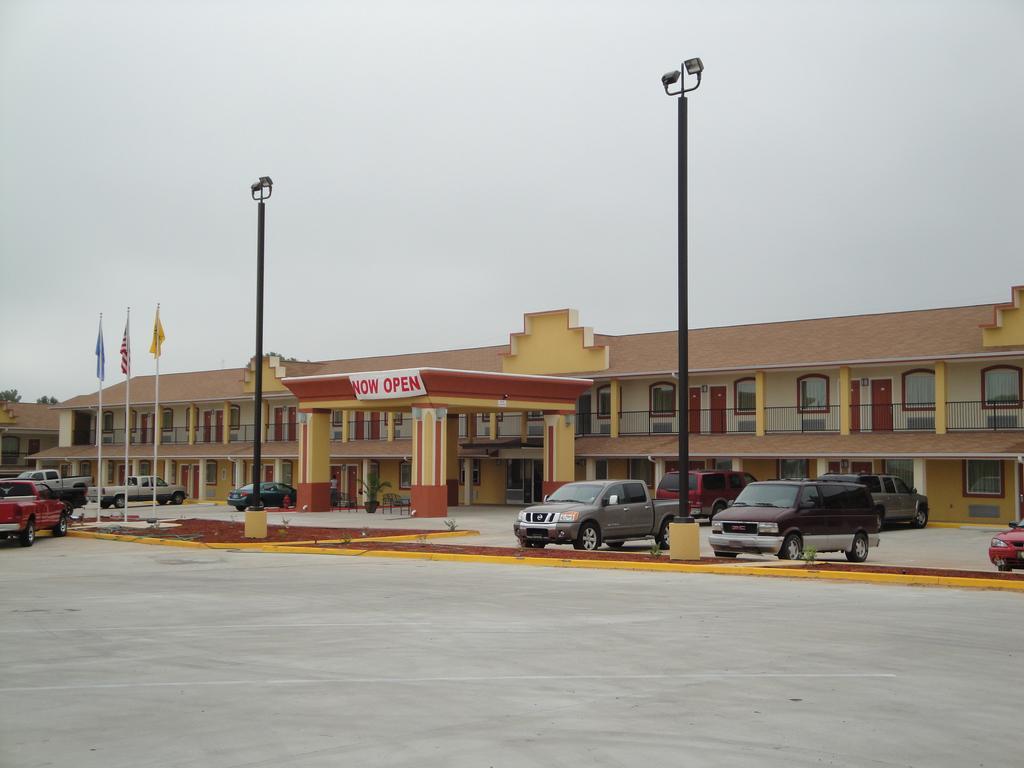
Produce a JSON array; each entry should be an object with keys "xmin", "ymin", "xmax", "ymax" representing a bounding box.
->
[
  {"xmin": 250, "ymin": 176, "xmax": 273, "ymax": 511},
  {"xmin": 662, "ymin": 58, "xmax": 703, "ymax": 495}
]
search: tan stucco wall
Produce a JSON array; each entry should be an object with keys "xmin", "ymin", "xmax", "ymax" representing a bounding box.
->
[{"xmin": 925, "ymin": 459, "xmax": 1016, "ymax": 524}]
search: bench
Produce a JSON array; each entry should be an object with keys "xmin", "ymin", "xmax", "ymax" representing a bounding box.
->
[{"xmin": 382, "ymin": 493, "xmax": 411, "ymax": 513}]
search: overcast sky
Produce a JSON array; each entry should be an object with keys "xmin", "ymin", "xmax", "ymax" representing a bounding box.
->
[{"xmin": 2, "ymin": 0, "xmax": 1022, "ymax": 402}]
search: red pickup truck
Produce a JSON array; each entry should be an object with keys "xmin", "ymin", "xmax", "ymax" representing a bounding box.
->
[{"xmin": 0, "ymin": 480, "xmax": 70, "ymax": 547}]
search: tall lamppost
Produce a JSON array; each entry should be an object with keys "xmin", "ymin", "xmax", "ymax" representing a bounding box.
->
[
  {"xmin": 662, "ymin": 58, "xmax": 703, "ymax": 488},
  {"xmin": 250, "ymin": 176, "xmax": 273, "ymax": 512}
]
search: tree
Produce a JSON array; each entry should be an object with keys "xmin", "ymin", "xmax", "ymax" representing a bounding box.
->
[
  {"xmin": 0, "ymin": 389, "xmax": 21, "ymax": 402},
  {"xmin": 36, "ymin": 395, "xmax": 59, "ymax": 404}
]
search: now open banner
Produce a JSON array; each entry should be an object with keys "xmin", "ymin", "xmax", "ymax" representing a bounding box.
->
[{"xmin": 349, "ymin": 369, "xmax": 427, "ymax": 400}]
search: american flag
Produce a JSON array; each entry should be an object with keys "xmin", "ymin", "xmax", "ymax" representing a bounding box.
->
[{"xmin": 120, "ymin": 321, "xmax": 130, "ymax": 375}]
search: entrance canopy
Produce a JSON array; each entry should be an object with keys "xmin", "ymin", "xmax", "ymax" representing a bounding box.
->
[
  {"xmin": 281, "ymin": 368, "xmax": 592, "ymax": 516},
  {"xmin": 282, "ymin": 367, "xmax": 592, "ymax": 415}
]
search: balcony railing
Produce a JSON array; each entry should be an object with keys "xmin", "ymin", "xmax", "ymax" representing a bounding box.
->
[
  {"xmin": 763, "ymin": 406, "xmax": 840, "ymax": 433},
  {"xmin": 850, "ymin": 404, "xmax": 935, "ymax": 432},
  {"xmin": 947, "ymin": 401, "xmax": 1024, "ymax": 431},
  {"xmin": 1, "ymin": 451, "xmax": 32, "ymax": 467}
]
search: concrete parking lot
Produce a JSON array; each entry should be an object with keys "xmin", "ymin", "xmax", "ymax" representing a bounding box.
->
[
  {"xmin": 1, "ymin": 537, "xmax": 1019, "ymax": 768},
  {"xmin": 98, "ymin": 501, "xmax": 1009, "ymax": 572}
]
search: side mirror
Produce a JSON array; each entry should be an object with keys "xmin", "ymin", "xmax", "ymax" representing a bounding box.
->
[
  {"xmin": 542, "ymin": 495, "xmax": 548, "ymax": 503},
  {"xmin": 1010, "ymin": 521, "xmax": 1019, "ymax": 529},
  {"xmin": 911, "ymin": 488, "xmax": 917, "ymax": 494},
  {"xmin": 607, "ymin": 494, "xmax": 619, "ymax": 506},
  {"xmin": 726, "ymin": 499, "xmax": 734, "ymax": 507}
]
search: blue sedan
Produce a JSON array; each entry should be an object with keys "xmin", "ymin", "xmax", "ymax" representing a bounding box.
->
[{"xmin": 227, "ymin": 482, "xmax": 297, "ymax": 511}]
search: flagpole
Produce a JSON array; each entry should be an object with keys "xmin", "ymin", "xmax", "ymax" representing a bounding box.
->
[
  {"xmin": 152, "ymin": 304, "xmax": 160, "ymax": 510},
  {"xmin": 97, "ymin": 313, "xmax": 104, "ymax": 522},
  {"xmin": 124, "ymin": 306, "xmax": 131, "ymax": 523}
]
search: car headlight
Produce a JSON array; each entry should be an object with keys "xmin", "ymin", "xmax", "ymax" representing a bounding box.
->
[
  {"xmin": 517, "ymin": 511, "xmax": 527, "ymax": 522},
  {"xmin": 758, "ymin": 522, "xmax": 779, "ymax": 534},
  {"xmin": 557, "ymin": 511, "xmax": 579, "ymax": 522},
  {"xmin": 991, "ymin": 537, "xmax": 1012, "ymax": 548},
  {"xmin": 711, "ymin": 521, "xmax": 722, "ymax": 533}
]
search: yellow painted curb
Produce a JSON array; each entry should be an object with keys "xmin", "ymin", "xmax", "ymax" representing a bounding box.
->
[
  {"xmin": 262, "ymin": 529, "xmax": 480, "ymax": 546},
  {"xmin": 67, "ymin": 528, "xmax": 479, "ymax": 550},
  {"xmin": 927, "ymin": 522, "xmax": 1006, "ymax": 530},
  {"xmin": 65, "ymin": 530, "xmax": 1024, "ymax": 593},
  {"xmin": 264, "ymin": 545, "xmax": 1024, "ymax": 593}
]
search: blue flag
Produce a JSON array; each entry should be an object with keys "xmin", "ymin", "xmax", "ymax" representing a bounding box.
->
[{"xmin": 95, "ymin": 317, "xmax": 106, "ymax": 381}]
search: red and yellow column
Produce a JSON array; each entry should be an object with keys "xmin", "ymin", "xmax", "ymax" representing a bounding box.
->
[
  {"xmin": 542, "ymin": 413, "xmax": 575, "ymax": 497},
  {"xmin": 411, "ymin": 407, "xmax": 453, "ymax": 518},
  {"xmin": 296, "ymin": 409, "xmax": 332, "ymax": 512}
]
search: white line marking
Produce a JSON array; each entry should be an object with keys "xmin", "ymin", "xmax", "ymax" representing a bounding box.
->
[
  {"xmin": 0, "ymin": 673, "xmax": 896, "ymax": 693},
  {"xmin": 0, "ymin": 622, "xmax": 435, "ymax": 634}
]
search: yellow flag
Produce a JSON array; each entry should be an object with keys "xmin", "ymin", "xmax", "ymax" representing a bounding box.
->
[{"xmin": 150, "ymin": 306, "xmax": 166, "ymax": 358}]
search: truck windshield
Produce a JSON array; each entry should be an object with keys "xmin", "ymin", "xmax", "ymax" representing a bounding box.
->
[
  {"xmin": 732, "ymin": 483, "xmax": 799, "ymax": 508},
  {"xmin": 546, "ymin": 483, "xmax": 603, "ymax": 504}
]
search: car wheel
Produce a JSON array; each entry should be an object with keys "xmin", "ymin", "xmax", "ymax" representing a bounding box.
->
[
  {"xmin": 778, "ymin": 533, "xmax": 802, "ymax": 560},
  {"xmin": 235, "ymin": 505, "xmax": 247, "ymax": 512},
  {"xmin": 657, "ymin": 518, "xmax": 672, "ymax": 549},
  {"xmin": 114, "ymin": 495, "xmax": 125, "ymax": 509},
  {"xmin": 19, "ymin": 518, "xmax": 35, "ymax": 547},
  {"xmin": 711, "ymin": 501, "xmax": 727, "ymax": 519},
  {"xmin": 846, "ymin": 531, "xmax": 869, "ymax": 563},
  {"xmin": 573, "ymin": 522, "xmax": 601, "ymax": 551},
  {"xmin": 172, "ymin": 492, "xmax": 185, "ymax": 505},
  {"xmin": 713, "ymin": 551, "xmax": 739, "ymax": 558},
  {"xmin": 53, "ymin": 512, "xmax": 68, "ymax": 537},
  {"xmin": 911, "ymin": 506, "xmax": 928, "ymax": 529}
]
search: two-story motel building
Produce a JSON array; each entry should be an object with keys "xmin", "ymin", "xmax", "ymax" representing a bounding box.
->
[{"xmin": 30, "ymin": 288, "xmax": 1024, "ymax": 524}]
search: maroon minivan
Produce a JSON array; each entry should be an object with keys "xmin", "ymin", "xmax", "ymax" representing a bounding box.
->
[{"xmin": 655, "ymin": 470, "xmax": 757, "ymax": 519}]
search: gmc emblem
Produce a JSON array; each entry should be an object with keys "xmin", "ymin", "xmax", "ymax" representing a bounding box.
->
[{"xmin": 731, "ymin": 525, "xmax": 745, "ymax": 532}]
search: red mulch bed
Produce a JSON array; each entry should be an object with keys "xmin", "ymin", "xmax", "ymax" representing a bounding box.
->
[
  {"xmin": 92, "ymin": 517, "xmax": 437, "ymax": 544},
  {"xmin": 792, "ymin": 562, "xmax": 1024, "ymax": 581}
]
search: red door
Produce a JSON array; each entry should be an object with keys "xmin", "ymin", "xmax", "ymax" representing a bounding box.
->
[
  {"xmin": 264, "ymin": 464, "xmax": 274, "ymax": 482},
  {"xmin": 274, "ymin": 408, "xmax": 284, "ymax": 442},
  {"xmin": 871, "ymin": 380, "xmax": 893, "ymax": 432},
  {"xmin": 118, "ymin": 463, "xmax": 126, "ymax": 484},
  {"xmin": 346, "ymin": 466, "xmax": 358, "ymax": 501},
  {"xmin": 354, "ymin": 411, "xmax": 365, "ymax": 440},
  {"xmin": 192, "ymin": 466, "xmax": 199, "ymax": 498},
  {"xmin": 852, "ymin": 461, "xmax": 873, "ymax": 474},
  {"xmin": 203, "ymin": 411, "xmax": 212, "ymax": 443},
  {"xmin": 850, "ymin": 380, "xmax": 861, "ymax": 433},
  {"xmin": 287, "ymin": 407, "xmax": 296, "ymax": 441},
  {"xmin": 369, "ymin": 412, "xmax": 381, "ymax": 440},
  {"xmin": 688, "ymin": 388, "xmax": 701, "ymax": 434},
  {"xmin": 180, "ymin": 464, "xmax": 189, "ymax": 491},
  {"xmin": 710, "ymin": 386, "xmax": 727, "ymax": 434},
  {"xmin": 215, "ymin": 411, "xmax": 224, "ymax": 443},
  {"xmin": 828, "ymin": 461, "xmax": 841, "ymax": 473}
]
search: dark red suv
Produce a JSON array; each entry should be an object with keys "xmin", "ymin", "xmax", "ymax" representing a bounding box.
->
[{"xmin": 656, "ymin": 470, "xmax": 757, "ymax": 519}]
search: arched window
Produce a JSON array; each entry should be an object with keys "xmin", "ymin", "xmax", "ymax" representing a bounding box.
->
[
  {"xmin": 902, "ymin": 369, "xmax": 935, "ymax": 410},
  {"xmin": 982, "ymin": 366, "xmax": 1022, "ymax": 407},
  {"xmin": 102, "ymin": 411, "xmax": 114, "ymax": 431},
  {"xmin": 797, "ymin": 375, "xmax": 829, "ymax": 412},
  {"xmin": 162, "ymin": 408, "xmax": 173, "ymax": 431},
  {"xmin": 649, "ymin": 382, "xmax": 676, "ymax": 415},
  {"xmin": 596, "ymin": 386, "xmax": 611, "ymax": 417},
  {"xmin": 734, "ymin": 377, "xmax": 756, "ymax": 414},
  {"xmin": 229, "ymin": 405, "xmax": 240, "ymax": 428},
  {"xmin": 1, "ymin": 436, "xmax": 19, "ymax": 465}
]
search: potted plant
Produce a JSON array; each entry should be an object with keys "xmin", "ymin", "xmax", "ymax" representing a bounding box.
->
[{"xmin": 360, "ymin": 474, "xmax": 391, "ymax": 514}]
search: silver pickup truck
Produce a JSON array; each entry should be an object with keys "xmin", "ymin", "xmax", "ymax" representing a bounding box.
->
[
  {"xmin": 88, "ymin": 476, "xmax": 188, "ymax": 509},
  {"xmin": 513, "ymin": 479, "xmax": 680, "ymax": 551}
]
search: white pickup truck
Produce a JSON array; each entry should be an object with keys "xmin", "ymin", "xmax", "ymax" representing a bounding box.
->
[
  {"xmin": 88, "ymin": 476, "xmax": 188, "ymax": 509},
  {"xmin": 15, "ymin": 469, "xmax": 90, "ymax": 508}
]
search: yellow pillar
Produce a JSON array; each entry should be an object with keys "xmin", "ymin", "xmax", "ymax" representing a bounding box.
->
[
  {"xmin": 341, "ymin": 410, "xmax": 349, "ymax": 442},
  {"xmin": 187, "ymin": 403, "xmax": 197, "ymax": 445},
  {"xmin": 222, "ymin": 401, "xmax": 231, "ymax": 444},
  {"xmin": 935, "ymin": 361, "xmax": 947, "ymax": 434},
  {"xmin": 542, "ymin": 413, "xmax": 576, "ymax": 496},
  {"xmin": 410, "ymin": 407, "xmax": 449, "ymax": 517},
  {"xmin": 489, "ymin": 413, "xmax": 497, "ymax": 440},
  {"xmin": 839, "ymin": 366, "xmax": 851, "ymax": 436},
  {"xmin": 755, "ymin": 371, "xmax": 766, "ymax": 437},
  {"xmin": 387, "ymin": 411, "xmax": 395, "ymax": 442},
  {"xmin": 610, "ymin": 379, "xmax": 621, "ymax": 438},
  {"xmin": 296, "ymin": 410, "xmax": 331, "ymax": 511}
]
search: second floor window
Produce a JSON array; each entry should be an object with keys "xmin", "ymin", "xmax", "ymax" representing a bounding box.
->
[
  {"xmin": 650, "ymin": 383, "xmax": 676, "ymax": 415},
  {"xmin": 734, "ymin": 378, "xmax": 756, "ymax": 413},
  {"xmin": 902, "ymin": 370, "xmax": 935, "ymax": 409},
  {"xmin": 798, "ymin": 375, "xmax": 829, "ymax": 412},
  {"xmin": 230, "ymin": 405, "xmax": 240, "ymax": 428},
  {"xmin": 983, "ymin": 366, "xmax": 1021, "ymax": 407},
  {"xmin": 162, "ymin": 408, "xmax": 173, "ymax": 431},
  {"xmin": 597, "ymin": 386, "xmax": 611, "ymax": 417}
]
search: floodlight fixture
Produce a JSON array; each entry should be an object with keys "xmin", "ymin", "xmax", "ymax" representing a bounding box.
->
[{"xmin": 251, "ymin": 176, "xmax": 274, "ymax": 201}]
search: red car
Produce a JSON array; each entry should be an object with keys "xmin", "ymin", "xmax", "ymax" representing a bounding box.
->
[
  {"xmin": 989, "ymin": 521, "xmax": 1024, "ymax": 571},
  {"xmin": 655, "ymin": 470, "xmax": 757, "ymax": 519},
  {"xmin": 0, "ymin": 481, "xmax": 70, "ymax": 547}
]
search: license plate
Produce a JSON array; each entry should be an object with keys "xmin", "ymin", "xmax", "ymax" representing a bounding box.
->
[{"xmin": 526, "ymin": 528, "xmax": 548, "ymax": 538}]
